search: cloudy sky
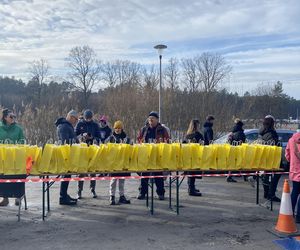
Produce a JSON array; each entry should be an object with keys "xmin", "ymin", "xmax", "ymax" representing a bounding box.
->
[{"xmin": 0, "ymin": 0, "xmax": 300, "ymax": 98}]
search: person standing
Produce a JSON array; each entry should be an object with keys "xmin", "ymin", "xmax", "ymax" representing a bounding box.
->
[
  {"xmin": 259, "ymin": 115, "xmax": 281, "ymax": 202},
  {"xmin": 55, "ymin": 110, "xmax": 79, "ymax": 205},
  {"xmin": 203, "ymin": 115, "xmax": 214, "ymax": 145},
  {"xmin": 226, "ymin": 118, "xmax": 246, "ymax": 183},
  {"xmin": 137, "ymin": 111, "xmax": 170, "ymax": 200},
  {"xmin": 75, "ymin": 109, "xmax": 101, "ymax": 199},
  {"xmin": 107, "ymin": 120, "xmax": 131, "ymax": 205},
  {"xmin": 286, "ymin": 125, "xmax": 300, "ymax": 222},
  {"xmin": 0, "ymin": 109, "xmax": 25, "ymax": 206},
  {"xmin": 185, "ymin": 119, "xmax": 204, "ymax": 196},
  {"xmin": 99, "ymin": 115, "xmax": 112, "ymax": 144}
]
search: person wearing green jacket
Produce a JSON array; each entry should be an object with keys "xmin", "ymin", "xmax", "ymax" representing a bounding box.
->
[{"xmin": 0, "ymin": 108, "xmax": 25, "ymax": 206}]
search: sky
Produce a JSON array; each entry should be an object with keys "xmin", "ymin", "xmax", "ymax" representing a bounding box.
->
[{"xmin": 0, "ymin": 0, "xmax": 299, "ymax": 98}]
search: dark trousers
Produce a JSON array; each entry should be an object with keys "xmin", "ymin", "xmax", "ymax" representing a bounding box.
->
[
  {"xmin": 139, "ymin": 172, "xmax": 165, "ymax": 196},
  {"xmin": 60, "ymin": 175, "xmax": 71, "ymax": 198},
  {"xmin": 291, "ymin": 181, "xmax": 300, "ymax": 216},
  {"xmin": 78, "ymin": 174, "xmax": 96, "ymax": 191},
  {"xmin": 262, "ymin": 173, "xmax": 281, "ymax": 198}
]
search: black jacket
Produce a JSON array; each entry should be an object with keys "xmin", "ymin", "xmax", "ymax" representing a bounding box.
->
[
  {"xmin": 55, "ymin": 118, "xmax": 77, "ymax": 145},
  {"xmin": 108, "ymin": 131, "xmax": 130, "ymax": 144},
  {"xmin": 185, "ymin": 131, "xmax": 204, "ymax": 143},
  {"xmin": 203, "ymin": 122, "xmax": 214, "ymax": 145},
  {"xmin": 259, "ymin": 127, "xmax": 279, "ymax": 145},
  {"xmin": 75, "ymin": 119, "xmax": 101, "ymax": 144},
  {"xmin": 228, "ymin": 122, "xmax": 246, "ymax": 145},
  {"xmin": 99, "ymin": 125, "xmax": 112, "ymax": 143}
]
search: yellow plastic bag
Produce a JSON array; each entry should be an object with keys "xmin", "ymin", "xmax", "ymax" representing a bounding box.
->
[
  {"xmin": 158, "ymin": 143, "xmax": 174, "ymax": 170},
  {"xmin": 201, "ymin": 145, "xmax": 217, "ymax": 170},
  {"xmin": 122, "ymin": 144, "xmax": 132, "ymax": 171},
  {"xmin": 173, "ymin": 143, "xmax": 182, "ymax": 170},
  {"xmin": 137, "ymin": 144, "xmax": 149, "ymax": 171},
  {"xmin": 235, "ymin": 145, "xmax": 245, "ymax": 170},
  {"xmin": 95, "ymin": 144, "xmax": 108, "ymax": 172},
  {"xmin": 106, "ymin": 143, "xmax": 119, "ymax": 172},
  {"xmin": 3, "ymin": 146, "xmax": 15, "ymax": 174},
  {"xmin": 0, "ymin": 146, "xmax": 4, "ymax": 174},
  {"xmin": 26, "ymin": 145, "xmax": 42, "ymax": 175},
  {"xmin": 147, "ymin": 144, "xmax": 158, "ymax": 170},
  {"xmin": 39, "ymin": 144, "xmax": 54, "ymax": 173},
  {"xmin": 87, "ymin": 145, "xmax": 99, "ymax": 172},
  {"xmin": 272, "ymin": 146, "xmax": 282, "ymax": 170},
  {"xmin": 69, "ymin": 144, "xmax": 81, "ymax": 173},
  {"xmin": 55, "ymin": 145, "xmax": 70, "ymax": 174},
  {"xmin": 226, "ymin": 145, "xmax": 237, "ymax": 170},
  {"xmin": 15, "ymin": 146, "xmax": 27, "ymax": 174},
  {"xmin": 242, "ymin": 144, "xmax": 257, "ymax": 170},
  {"xmin": 77, "ymin": 145, "xmax": 89, "ymax": 173},
  {"xmin": 128, "ymin": 144, "xmax": 138, "ymax": 171},
  {"xmin": 252, "ymin": 145, "xmax": 264, "ymax": 169},
  {"xmin": 181, "ymin": 144, "xmax": 192, "ymax": 170},
  {"xmin": 191, "ymin": 144, "xmax": 203, "ymax": 170},
  {"xmin": 216, "ymin": 145, "xmax": 228, "ymax": 170}
]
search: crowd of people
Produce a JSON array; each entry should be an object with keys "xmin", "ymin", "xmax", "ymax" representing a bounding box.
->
[{"xmin": 0, "ymin": 108, "xmax": 300, "ymax": 224}]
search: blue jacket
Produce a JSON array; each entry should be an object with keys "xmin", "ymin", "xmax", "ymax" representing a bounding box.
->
[
  {"xmin": 55, "ymin": 118, "xmax": 77, "ymax": 145},
  {"xmin": 75, "ymin": 119, "xmax": 101, "ymax": 144}
]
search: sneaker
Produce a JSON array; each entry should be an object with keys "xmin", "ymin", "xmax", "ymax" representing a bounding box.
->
[
  {"xmin": 0, "ymin": 197, "xmax": 9, "ymax": 206},
  {"xmin": 110, "ymin": 196, "xmax": 116, "ymax": 205},
  {"xmin": 15, "ymin": 198, "xmax": 20, "ymax": 206},
  {"xmin": 158, "ymin": 194, "xmax": 165, "ymax": 200},
  {"xmin": 77, "ymin": 190, "xmax": 82, "ymax": 199},
  {"xmin": 91, "ymin": 189, "xmax": 97, "ymax": 198},
  {"xmin": 119, "ymin": 195, "xmax": 131, "ymax": 204},
  {"xmin": 59, "ymin": 197, "xmax": 77, "ymax": 206},
  {"xmin": 137, "ymin": 194, "xmax": 146, "ymax": 200},
  {"xmin": 226, "ymin": 177, "xmax": 237, "ymax": 183}
]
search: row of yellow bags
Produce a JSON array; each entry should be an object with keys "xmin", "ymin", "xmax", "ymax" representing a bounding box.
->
[
  {"xmin": 0, "ymin": 144, "xmax": 42, "ymax": 175},
  {"xmin": 0, "ymin": 143, "xmax": 282, "ymax": 175}
]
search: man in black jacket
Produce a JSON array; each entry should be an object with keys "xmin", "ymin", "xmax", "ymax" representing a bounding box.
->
[
  {"xmin": 75, "ymin": 109, "xmax": 101, "ymax": 198},
  {"xmin": 55, "ymin": 110, "xmax": 79, "ymax": 205},
  {"xmin": 203, "ymin": 115, "xmax": 214, "ymax": 145}
]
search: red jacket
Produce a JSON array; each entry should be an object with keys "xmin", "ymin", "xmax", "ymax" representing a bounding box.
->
[{"xmin": 137, "ymin": 123, "xmax": 170, "ymax": 143}]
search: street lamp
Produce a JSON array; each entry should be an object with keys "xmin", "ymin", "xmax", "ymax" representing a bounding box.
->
[{"xmin": 154, "ymin": 44, "xmax": 167, "ymax": 123}]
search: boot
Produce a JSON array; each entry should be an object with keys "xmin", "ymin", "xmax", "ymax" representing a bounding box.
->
[
  {"xmin": 91, "ymin": 189, "xmax": 97, "ymax": 198},
  {"xmin": 77, "ymin": 190, "xmax": 82, "ymax": 199},
  {"xmin": 110, "ymin": 196, "xmax": 116, "ymax": 205},
  {"xmin": 137, "ymin": 193, "xmax": 146, "ymax": 200},
  {"xmin": 226, "ymin": 176, "xmax": 237, "ymax": 183},
  {"xmin": 59, "ymin": 196, "xmax": 77, "ymax": 206},
  {"xmin": 119, "ymin": 195, "xmax": 131, "ymax": 204},
  {"xmin": 0, "ymin": 197, "xmax": 9, "ymax": 206},
  {"xmin": 15, "ymin": 198, "xmax": 20, "ymax": 206},
  {"xmin": 189, "ymin": 188, "xmax": 202, "ymax": 197}
]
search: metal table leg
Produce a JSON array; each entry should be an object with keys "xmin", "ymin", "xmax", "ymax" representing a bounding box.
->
[
  {"xmin": 169, "ymin": 175, "xmax": 172, "ymax": 209},
  {"xmin": 151, "ymin": 177, "xmax": 154, "ymax": 215}
]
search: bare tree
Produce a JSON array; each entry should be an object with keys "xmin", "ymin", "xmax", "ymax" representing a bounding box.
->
[
  {"xmin": 142, "ymin": 65, "xmax": 159, "ymax": 90},
  {"xmin": 181, "ymin": 58, "xmax": 200, "ymax": 92},
  {"xmin": 28, "ymin": 58, "xmax": 49, "ymax": 104},
  {"xmin": 66, "ymin": 45, "xmax": 101, "ymax": 108},
  {"xmin": 164, "ymin": 57, "xmax": 180, "ymax": 90},
  {"xmin": 101, "ymin": 62, "xmax": 118, "ymax": 87},
  {"xmin": 195, "ymin": 52, "xmax": 232, "ymax": 92}
]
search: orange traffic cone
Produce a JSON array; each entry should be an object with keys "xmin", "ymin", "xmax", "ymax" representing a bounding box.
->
[{"xmin": 275, "ymin": 179, "xmax": 297, "ymax": 234}]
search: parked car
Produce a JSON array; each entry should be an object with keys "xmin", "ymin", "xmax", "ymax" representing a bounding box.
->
[{"xmin": 215, "ymin": 129, "xmax": 296, "ymax": 169}]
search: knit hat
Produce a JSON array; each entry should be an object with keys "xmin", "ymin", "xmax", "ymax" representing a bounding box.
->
[
  {"xmin": 83, "ymin": 109, "xmax": 93, "ymax": 119},
  {"xmin": 148, "ymin": 111, "xmax": 159, "ymax": 119},
  {"xmin": 113, "ymin": 120, "xmax": 123, "ymax": 129},
  {"xmin": 99, "ymin": 115, "xmax": 108, "ymax": 122}
]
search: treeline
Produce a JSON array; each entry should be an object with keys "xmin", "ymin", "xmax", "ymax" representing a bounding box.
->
[
  {"xmin": 1, "ymin": 76, "xmax": 299, "ymax": 144},
  {"xmin": 0, "ymin": 46, "xmax": 299, "ymax": 144}
]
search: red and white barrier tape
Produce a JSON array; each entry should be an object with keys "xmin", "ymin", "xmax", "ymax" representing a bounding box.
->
[{"xmin": 0, "ymin": 171, "xmax": 289, "ymax": 183}]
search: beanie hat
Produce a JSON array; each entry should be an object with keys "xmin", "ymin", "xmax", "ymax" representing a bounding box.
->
[
  {"xmin": 83, "ymin": 109, "xmax": 93, "ymax": 119},
  {"xmin": 148, "ymin": 111, "xmax": 159, "ymax": 119},
  {"xmin": 113, "ymin": 120, "xmax": 123, "ymax": 129}
]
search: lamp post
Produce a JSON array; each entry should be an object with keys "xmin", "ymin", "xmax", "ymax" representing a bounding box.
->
[{"xmin": 154, "ymin": 44, "xmax": 167, "ymax": 123}]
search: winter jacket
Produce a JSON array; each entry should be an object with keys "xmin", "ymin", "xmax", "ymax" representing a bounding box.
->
[
  {"xmin": 185, "ymin": 131, "xmax": 204, "ymax": 143},
  {"xmin": 99, "ymin": 125, "xmax": 112, "ymax": 143},
  {"xmin": 203, "ymin": 122, "xmax": 214, "ymax": 145},
  {"xmin": 286, "ymin": 133, "xmax": 300, "ymax": 182},
  {"xmin": 228, "ymin": 122, "xmax": 246, "ymax": 145},
  {"xmin": 108, "ymin": 131, "xmax": 131, "ymax": 177},
  {"xmin": 258, "ymin": 127, "xmax": 279, "ymax": 145},
  {"xmin": 0, "ymin": 121, "xmax": 24, "ymax": 144},
  {"xmin": 55, "ymin": 117, "xmax": 77, "ymax": 145},
  {"xmin": 137, "ymin": 123, "xmax": 170, "ymax": 143},
  {"xmin": 75, "ymin": 119, "xmax": 101, "ymax": 144},
  {"xmin": 108, "ymin": 131, "xmax": 130, "ymax": 144}
]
